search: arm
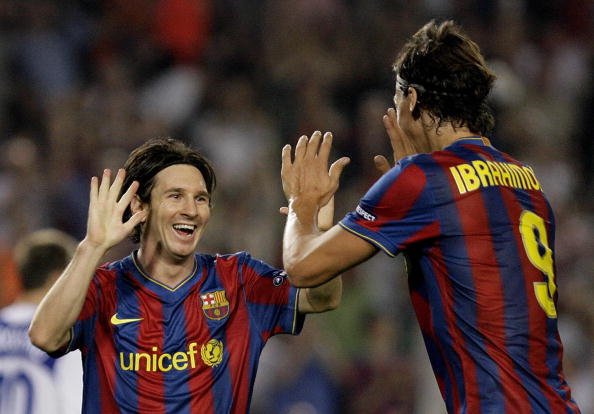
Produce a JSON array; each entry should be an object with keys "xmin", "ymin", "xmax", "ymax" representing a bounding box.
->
[
  {"xmin": 29, "ymin": 169, "xmax": 146, "ymax": 352},
  {"xmin": 295, "ymin": 197, "xmax": 348, "ymax": 313},
  {"xmin": 281, "ymin": 131, "xmax": 376, "ymax": 288},
  {"xmin": 282, "ymin": 112, "xmax": 421, "ymax": 288}
]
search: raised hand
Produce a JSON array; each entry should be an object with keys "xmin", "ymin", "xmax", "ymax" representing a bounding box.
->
[
  {"xmin": 85, "ymin": 169, "xmax": 147, "ymax": 251},
  {"xmin": 281, "ymin": 131, "xmax": 350, "ymax": 216},
  {"xmin": 373, "ymin": 155, "xmax": 392, "ymax": 176},
  {"xmin": 280, "ymin": 196, "xmax": 335, "ymax": 231},
  {"xmin": 382, "ymin": 107, "xmax": 419, "ymax": 162}
]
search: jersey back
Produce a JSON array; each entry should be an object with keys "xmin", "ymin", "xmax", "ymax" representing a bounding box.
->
[{"xmin": 340, "ymin": 138, "xmax": 580, "ymax": 414}]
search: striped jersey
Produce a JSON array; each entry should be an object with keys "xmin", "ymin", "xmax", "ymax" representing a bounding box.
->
[
  {"xmin": 339, "ymin": 138, "xmax": 580, "ymax": 414},
  {"xmin": 55, "ymin": 251, "xmax": 303, "ymax": 414}
]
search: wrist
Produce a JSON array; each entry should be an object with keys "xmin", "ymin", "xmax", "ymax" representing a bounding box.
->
[
  {"xmin": 78, "ymin": 237, "xmax": 110, "ymax": 258},
  {"xmin": 288, "ymin": 198, "xmax": 319, "ymax": 229}
]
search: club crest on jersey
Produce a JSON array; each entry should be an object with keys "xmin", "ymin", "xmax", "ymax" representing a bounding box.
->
[{"xmin": 201, "ymin": 290, "xmax": 230, "ymax": 320}]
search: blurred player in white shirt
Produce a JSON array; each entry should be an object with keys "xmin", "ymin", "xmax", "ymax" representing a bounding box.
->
[{"xmin": 0, "ymin": 229, "xmax": 83, "ymax": 414}]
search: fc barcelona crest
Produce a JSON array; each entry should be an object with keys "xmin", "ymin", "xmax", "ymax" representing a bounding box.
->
[{"xmin": 201, "ymin": 290, "xmax": 230, "ymax": 320}]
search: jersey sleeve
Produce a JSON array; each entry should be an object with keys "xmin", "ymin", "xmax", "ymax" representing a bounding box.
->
[
  {"xmin": 339, "ymin": 159, "xmax": 439, "ymax": 257},
  {"xmin": 239, "ymin": 254, "xmax": 305, "ymax": 337}
]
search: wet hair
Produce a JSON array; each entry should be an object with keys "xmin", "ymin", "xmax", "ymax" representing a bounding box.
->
[
  {"xmin": 14, "ymin": 229, "xmax": 76, "ymax": 291},
  {"xmin": 393, "ymin": 20, "xmax": 496, "ymax": 135},
  {"xmin": 121, "ymin": 138, "xmax": 216, "ymax": 243}
]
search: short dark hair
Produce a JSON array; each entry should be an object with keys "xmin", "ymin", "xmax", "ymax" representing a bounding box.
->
[
  {"xmin": 14, "ymin": 229, "xmax": 76, "ymax": 291},
  {"xmin": 393, "ymin": 20, "xmax": 496, "ymax": 135},
  {"xmin": 121, "ymin": 138, "xmax": 217, "ymax": 243}
]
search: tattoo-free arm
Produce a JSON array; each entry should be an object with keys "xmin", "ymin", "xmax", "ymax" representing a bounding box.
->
[{"xmin": 29, "ymin": 169, "xmax": 146, "ymax": 352}]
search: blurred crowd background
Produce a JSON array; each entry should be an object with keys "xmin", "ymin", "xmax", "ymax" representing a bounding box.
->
[{"xmin": 0, "ymin": 0, "xmax": 592, "ymax": 413}]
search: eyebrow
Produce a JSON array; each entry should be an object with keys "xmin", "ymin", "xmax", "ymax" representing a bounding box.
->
[{"xmin": 165, "ymin": 188, "xmax": 210, "ymax": 197}]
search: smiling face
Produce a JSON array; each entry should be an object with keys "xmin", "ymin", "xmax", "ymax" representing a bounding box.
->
[{"xmin": 135, "ymin": 164, "xmax": 211, "ymax": 263}]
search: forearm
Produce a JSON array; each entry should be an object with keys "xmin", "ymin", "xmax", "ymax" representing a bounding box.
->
[
  {"xmin": 301, "ymin": 276, "xmax": 342, "ymax": 313},
  {"xmin": 29, "ymin": 239, "xmax": 107, "ymax": 352},
  {"xmin": 283, "ymin": 198, "xmax": 337, "ymax": 287}
]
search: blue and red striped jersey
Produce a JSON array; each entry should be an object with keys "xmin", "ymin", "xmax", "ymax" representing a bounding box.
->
[
  {"xmin": 340, "ymin": 138, "xmax": 581, "ymax": 414},
  {"xmin": 57, "ymin": 251, "xmax": 303, "ymax": 414}
]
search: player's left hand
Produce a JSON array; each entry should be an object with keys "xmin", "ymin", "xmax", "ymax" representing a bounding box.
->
[
  {"xmin": 373, "ymin": 155, "xmax": 392, "ymax": 175},
  {"xmin": 281, "ymin": 131, "xmax": 349, "ymax": 221}
]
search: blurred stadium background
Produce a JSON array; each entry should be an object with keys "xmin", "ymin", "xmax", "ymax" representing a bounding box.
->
[{"xmin": 0, "ymin": 1, "xmax": 592, "ymax": 413}]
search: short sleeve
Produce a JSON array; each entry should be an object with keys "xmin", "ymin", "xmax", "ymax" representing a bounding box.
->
[
  {"xmin": 339, "ymin": 159, "xmax": 439, "ymax": 256},
  {"xmin": 239, "ymin": 254, "xmax": 305, "ymax": 337}
]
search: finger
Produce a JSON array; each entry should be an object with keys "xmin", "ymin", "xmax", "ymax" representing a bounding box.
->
[
  {"xmin": 279, "ymin": 206, "xmax": 289, "ymax": 215},
  {"xmin": 98, "ymin": 169, "xmax": 111, "ymax": 199},
  {"xmin": 124, "ymin": 210, "xmax": 148, "ymax": 233},
  {"xmin": 328, "ymin": 157, "xmax": 350, "ymax": 184},
  {"xmin": 317, "ymin": 132, "xmax": 333, "ymax": 164},
  {"xmin": 109, "ymin": 169, "xmax": 126, "ymax": 202},
  {"xmin": 294, "ymin": 135, "xmax": 308, "ymax": 161},
  {"xmin": 89, "ymin": 176, "xmax": 99, "ymax": 206},
  {"xmin": 117, "ymin": 180, "xmax": 140, "ymax": 213},
  {"xmin": 305, "ymin": 131, "xmax": 322, "ymax": 159},
  {"xmin": 281, "ymin": 144, "xmax": 293, "ymax": 169},
  {"xmin": 383, "ymin": 108, "xmax": 400, "ymax": 138},
  {"xmin": 374, "ymin": 155, "xmax": 391, "ymax": 175}
]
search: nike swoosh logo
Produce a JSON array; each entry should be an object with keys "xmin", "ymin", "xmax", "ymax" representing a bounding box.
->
[{"xmin": 111, "ymin": 313, "xmax": 143, "ymax": 325}]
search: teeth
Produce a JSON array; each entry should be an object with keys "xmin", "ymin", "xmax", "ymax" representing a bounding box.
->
[{"xmin": 173, "ymin": 224, "xmax": 195, "ymax": 231}]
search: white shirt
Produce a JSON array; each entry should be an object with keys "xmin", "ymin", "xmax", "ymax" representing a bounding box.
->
[{"xmin": 0, "ymin": 303, "xmax": 83, "ymax": 414}]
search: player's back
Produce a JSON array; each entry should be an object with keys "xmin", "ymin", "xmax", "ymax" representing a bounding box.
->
[
  {"xmin": 0, "ymin": 303, "xmax": 83, "ymax": 414},
  {"xmin": 407, "ymin": 138, "xmax": 580, "ymax": 413}
]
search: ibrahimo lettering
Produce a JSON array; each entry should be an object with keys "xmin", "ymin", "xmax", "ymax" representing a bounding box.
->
[{"xmin": 449, "ymin": 160, "xmax": 541, "ymax": 194}]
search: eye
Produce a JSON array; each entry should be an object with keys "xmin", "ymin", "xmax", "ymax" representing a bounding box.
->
[
  {"xmin": 169, "ymin": 193, "xmax": 182, "ymax": 199},
  {"xmin": 196, "ymin": 195, "xmax": 209, "ymax": 203}
]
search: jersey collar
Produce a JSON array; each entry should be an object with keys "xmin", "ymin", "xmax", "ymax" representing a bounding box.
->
[{"xmin": 451, "ymin": 136, "xmax": 491, "ymax": 147}]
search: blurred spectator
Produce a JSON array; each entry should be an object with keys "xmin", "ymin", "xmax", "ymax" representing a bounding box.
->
[{"xmin": 0, "ymin": 229, "xmax": 83, "ymax": 414}]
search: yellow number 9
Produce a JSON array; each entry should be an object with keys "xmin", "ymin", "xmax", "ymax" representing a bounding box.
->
[{"xmin": 519, "ymin": 211, "xmax": 557, "ymax": 318}]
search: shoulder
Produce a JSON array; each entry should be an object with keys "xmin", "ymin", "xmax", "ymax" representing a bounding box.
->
[
  {"xmin": 364, "ymin": 153, "xmax": 432, "ymax": 205},
  {"xmin": 93, "ymin": 256, "xmax": 129, "ymax": 285},
  {"xmin": 204, "ymin": 251, "xmax": 271, "ymax": 273}
]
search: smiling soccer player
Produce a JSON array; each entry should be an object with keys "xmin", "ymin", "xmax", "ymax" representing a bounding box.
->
[{"xmin": 29, "ymin": 138, "xmax": 342, "ymax": 414}]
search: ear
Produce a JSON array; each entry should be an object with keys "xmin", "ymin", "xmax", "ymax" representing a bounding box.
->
[
  {"xmin": 407, "ymin": 87, "xmax": 418, "ymax": 112},
  {"xmin": 130, "ymin": 195, "xmax": 148, "ymax": 217}
]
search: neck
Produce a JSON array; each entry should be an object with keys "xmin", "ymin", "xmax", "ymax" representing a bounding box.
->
[
  {"xmin": 422, "ymin": 120, "xmax": 480, "ymax": 151},
  {"xmin": 136, "ymin": 247, "xmax": 196, "ymax": 288}
]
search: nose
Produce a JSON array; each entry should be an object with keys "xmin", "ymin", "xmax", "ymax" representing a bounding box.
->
[{"xmin": 181, "ymin": 196, "xmax": 198, "ymax": 217}]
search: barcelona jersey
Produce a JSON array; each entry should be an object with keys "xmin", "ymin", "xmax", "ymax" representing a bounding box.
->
[
  {"xmin": 55, "ymin": 251, "xmax": 303, "ymax": 414},
  {"xmin": 340, "ymin": 138, "xmax": 580, "ymax": 414}
]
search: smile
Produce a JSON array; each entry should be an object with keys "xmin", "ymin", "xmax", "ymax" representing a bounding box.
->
[{"xmin": 172, "ymin": 224, "xmax": 197, "ymax": 236}]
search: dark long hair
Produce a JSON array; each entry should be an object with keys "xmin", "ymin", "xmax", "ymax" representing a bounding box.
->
[
  {"xmin": 120, "ymin": 137, "xmax": 216, "ymax": 243},
  {"xmin": 393, "ymin": 20, "xmax": 496, "ymax": 135}
]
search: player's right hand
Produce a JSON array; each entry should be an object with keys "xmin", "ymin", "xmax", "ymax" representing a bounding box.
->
[
  {"xmin": 281, "ymin": 131, "xmax": 350, "ymax": 211},
  {"xmin": 383, "ymin": 107, "xmax": 419, "ymax": 162},
  {"xmin": 84, "ymin": 169, "xmax": 147, "ymax": 251}
]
